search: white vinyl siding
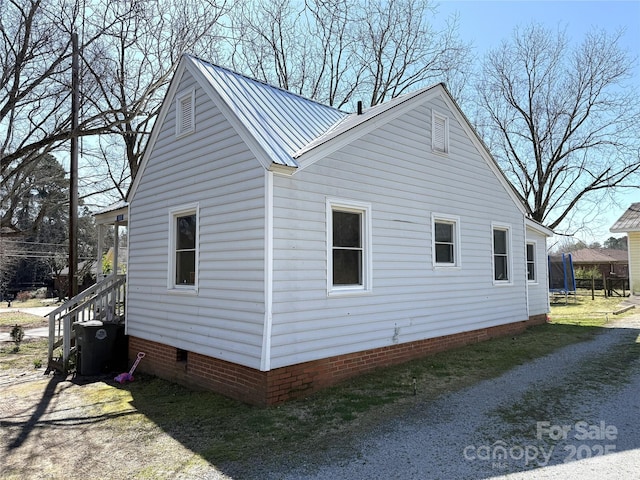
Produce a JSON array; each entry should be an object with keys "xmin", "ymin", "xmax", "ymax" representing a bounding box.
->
[
  {"xmin": 269, "ymin": 95, "xmax": 529, "ymax": 369},
  {"xmin": 629, "ymin": 232, "xmax": 640, "ymax": 294},
  {"xmin": 526, "ymin": 227, "xmax": 550, "ymax": 316},
  {"xmin": 128, "ymin": 71, "xmax": 266, "ymax": 369}
]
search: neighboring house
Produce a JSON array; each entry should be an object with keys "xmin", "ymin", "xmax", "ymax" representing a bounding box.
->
[
  {"xmin": 570, "ymin": 248, "xmax": 629, "ymax": 279},
  {"xmin": 611, "ymin": 203, "xmax": 640, "ymax": 295},
  {"xmin": 125, "ymin": 55, "xmax": 552, "ymax": 406},
  {"xmin": 53, "ymin": 260, "xmax": 96, "ymax": 296}
]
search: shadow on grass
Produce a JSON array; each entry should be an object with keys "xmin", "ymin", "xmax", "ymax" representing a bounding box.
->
[
  {"xmin": 117, "ymin": 321, "xmax": 639, "ymax": 478},
  {"xmin": 2, "ymin": 373, "xmax": 139, "ymax": 454}
]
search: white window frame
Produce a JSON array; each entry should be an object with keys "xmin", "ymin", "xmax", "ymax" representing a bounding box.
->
[
  {"xmin": 432, "ymin": 110, "xmax": 449, "ymax": 155},
  {"xmin": 526, "ymin": 241, "xmax": 537, "ymax": 284},
  {"xmin": 168, "ymin": 203, "xmax": 199, "ymax": 294},
  {"xmin": 492, "ymin": 223, "xmax": 512, "ymax": 285},
  {"xmin": 175, "ymin": 88, "xmax": 195, "ymax": 138},
  {"xmin": 432, "ymin": 213, "xmax": 461, "ymax": 269},
  {"xmin": 326, "ymin": 198, "xmax": 372, "ymax": 296}
]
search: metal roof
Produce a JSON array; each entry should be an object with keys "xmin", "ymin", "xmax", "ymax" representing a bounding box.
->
[
  {"xmin": 188, "ymin": 56, "xmax": 348, "ymax": 168},
  {"xmin": 570, "ymin": 248, "xmax": 628, "ymax": 264},
  {"xmin": 611, "ymin": 203, "xmax": 640, "ymax": 232}
]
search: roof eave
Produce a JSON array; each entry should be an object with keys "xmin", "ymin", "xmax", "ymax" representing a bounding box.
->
[
  {"xmin": 269, "ymin": 163, "xmax": 297, "ymax": 176},
  {"xmin": 525, "ymin": 217, "xmax": 554, "ymax": 237},
  {"xmin": 610, "ymin": 227, "xmax": 640, "ymax": 233}
]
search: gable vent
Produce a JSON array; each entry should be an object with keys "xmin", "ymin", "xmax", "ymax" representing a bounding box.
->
[
  {"xmin": 432, "ymin": 111, "xmax": 448, "ymax": 154},
  {"xmin": 176, "ymin": 89, "xmax": 195, "ymax": 137}
]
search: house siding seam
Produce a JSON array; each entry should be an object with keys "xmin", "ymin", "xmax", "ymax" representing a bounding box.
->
[{"xmin": 128, "ymin": 314, "xmax": 547, "ymax": 406}]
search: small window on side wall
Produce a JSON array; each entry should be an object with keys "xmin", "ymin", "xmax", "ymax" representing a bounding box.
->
[
  {"xmin": 432, "ymin": 214, "xmax": 461, "ymax": 268},
  {"xmin": 432, "ymin": 110, "xmax": 449, "ymax": 154},
  {"xmin": 526, "ymin": 242, "xmax": 536, "ymax": 282},
  {"xmin": 176, "ymin": 89, "xmax": 195, "ymax": 138},
  {"xmin": 169, "ymin": 205, "xmax": 198, "ymax": 292},
  {"xmin": 492, "ymin": 225, "xmax": 511, "ymax": 283}
]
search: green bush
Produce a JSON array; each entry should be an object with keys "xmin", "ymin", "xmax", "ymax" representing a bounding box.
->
[
  {"xmin": 574, "ymin": 267, "xmax": 602, "ymax": 280},
  {"xmin": 10, "ymin": 324, "xmax": 24, "ymax": 351}
]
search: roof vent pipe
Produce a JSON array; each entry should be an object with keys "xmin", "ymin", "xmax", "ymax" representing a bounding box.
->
[{"xmin": 357, "ymin": 101, "xmax": 363, "ymax": 115}]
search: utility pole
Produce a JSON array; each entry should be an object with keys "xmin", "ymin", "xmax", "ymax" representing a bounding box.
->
[{"xmin": 68, "ymin": 31, "xmax": 79, "ymax": 299}]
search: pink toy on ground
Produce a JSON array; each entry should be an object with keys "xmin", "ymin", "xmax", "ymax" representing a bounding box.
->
[{"xmin": 115, "ymin": 351, "xmax": 145, "ymax": 383}]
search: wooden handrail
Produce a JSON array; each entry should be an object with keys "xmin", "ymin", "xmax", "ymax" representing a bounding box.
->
[{"xmin": 47, "ymin": 274, "xmax": 126, "ymax": 373}]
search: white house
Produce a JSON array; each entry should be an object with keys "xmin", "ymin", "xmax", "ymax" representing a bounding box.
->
[
  {"xmin": 611, "ymin": 203, "xmax": 640, "ymax": 295},
  {"xmin": 125, "ymin": 54, "xmax": 551, "ymax": 405}
]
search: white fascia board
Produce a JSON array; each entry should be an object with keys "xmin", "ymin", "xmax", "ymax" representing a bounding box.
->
[
  {"xmin": 525, "ymin": 218, "xmax": 554, "ymax": 237},
  {"xmin": 268, "ymin": 163, "xmax": 297, "ymax": 176},
  {"xmin": 611, "ymin": 227, "xmax": 640, "ymax": 233}
]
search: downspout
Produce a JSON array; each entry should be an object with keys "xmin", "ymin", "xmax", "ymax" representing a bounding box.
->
[{"xmin": 260, "ymin": 171, "xmax": 274, "ymax": 371}]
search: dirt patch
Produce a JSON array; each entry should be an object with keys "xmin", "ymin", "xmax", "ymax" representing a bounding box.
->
[{"xmin": 0, "ymin": 369, "xmax": 232, "ymax": 479}]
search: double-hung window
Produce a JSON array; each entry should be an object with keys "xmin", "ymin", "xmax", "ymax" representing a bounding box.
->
[
  {"xmin": 432, "ymin": 214, "xmax": 460, "ymax": 267},
  {"xmin": 492, "ymin": 224, "xmax": 511, "ymax": 283},
  {"xmin": 168, "ymin": 204, "xmax": 199, "ymax": 292},
  {"xmin": 327, "ymin": 199, "xmax": 372, "ymax": 294},
  {"xmin": 526, "ymin": 242, "xmax": 536, "ymax": 282}
]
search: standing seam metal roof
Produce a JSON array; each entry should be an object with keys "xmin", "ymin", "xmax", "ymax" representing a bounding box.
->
[
  {"xmin": 611, "ymin": 203, "xmax": 640, "ymax": 232},
  {"xmin": 188, "ymin": 56, "xmax": 348, "ymax": 168}
]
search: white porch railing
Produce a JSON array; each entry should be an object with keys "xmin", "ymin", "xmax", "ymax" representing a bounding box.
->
[{"xmin": 46, "ymin": 274, "xmax": 126, "ymax": 373}]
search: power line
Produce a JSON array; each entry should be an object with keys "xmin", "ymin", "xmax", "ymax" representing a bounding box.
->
[{"xmin": 1, "ymin": 241, "xmax": 69, "ymax": 247}]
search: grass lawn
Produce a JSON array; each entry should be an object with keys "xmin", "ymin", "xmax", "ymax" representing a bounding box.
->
[
  {"xmin": 1, "ymin": 294, "xmax": 635, "ymax": 474},
  {"xmin": 4, "ymin": 297, "xmax": 58, "ymax": 308},
  {"xmin": 549, "ymin": 290, "xmax": 633, "ymax": 326},
  {"xmin": 0, "ymin": 311, "xmax": 49, "ymax": 330}
]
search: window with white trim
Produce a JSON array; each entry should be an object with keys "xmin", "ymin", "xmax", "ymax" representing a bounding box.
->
[
  {"xmin": 492, "ymin": 225, "xmax": 511, "ymax": 283},
  {"xmin": 327, "ymin": 199, "xmax": 372, "ymax": 294},
  {"xmin": 432, "ymin": 110, "xmax": 449, "ymax": 154},
  {"xmin": 432, "ymin": 214, "xmax": 460, "ymax": 267},
  {"xmin": 526, "ymin": 242, "xmax": 536, "ymax": 282},
  {"xmin": 168, "ymin": 205, "xmax": 198, "ymax": 291},
  {"xmin": 175, "ymin": 89, "xmax": 195, "ymax": 138}
]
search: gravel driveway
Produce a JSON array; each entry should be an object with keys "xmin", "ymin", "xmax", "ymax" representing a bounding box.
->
[{"xmin": 267, "ymin": 315, "xmax": 640, "ymax": 480}]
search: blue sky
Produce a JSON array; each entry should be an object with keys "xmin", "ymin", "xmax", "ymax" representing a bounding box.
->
[{"xmin": 436, "ymin": 0, "xmax": 640, "ymax": 244}]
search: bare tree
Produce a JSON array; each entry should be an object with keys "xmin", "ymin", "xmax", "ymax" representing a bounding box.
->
[
  {"xmin": 227, "ymin": 0, "xmax": 470, "ymax": 109},
  {"xmin": 0, "ymin": 0, "xmax": 136, "ymax": 234},
  {"xmin": 356, "ymin": 0, "xmax": 468, "ymax": 106},
  {"xmin": 476, "ymin": 23, "xmax": 640, "ymax": 232},
  {"xmin": 0, "ymin": 0, "xmax": 127, "ymax": 177},
  {"xmin": 1, "ymin": 0, "xmax": 229, "ymax": 223},
  {"xmin": 81, "ymin": 0, "xmax": 229, "ymax": 187}
]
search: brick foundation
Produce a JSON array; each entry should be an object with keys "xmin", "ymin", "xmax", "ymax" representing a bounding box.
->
[{"xmin": 128, "ymin": 314, "xmax": 548, "ymax": 406}]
